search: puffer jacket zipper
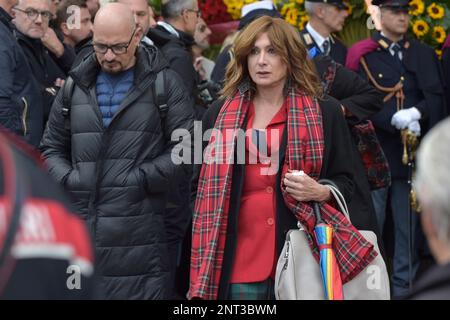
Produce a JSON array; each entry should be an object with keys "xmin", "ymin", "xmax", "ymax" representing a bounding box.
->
[{"xmin": 21, "ymin": 97, "xmax": 28, "ymax": 136}]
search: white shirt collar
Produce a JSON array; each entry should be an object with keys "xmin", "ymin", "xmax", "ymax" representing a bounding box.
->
[
  {"xmin": 306, "ymin": 23, "xmax": 329, "ymax": 51},
  {"xmin": 380, "ymin": 32, "xmax": 404, "ymax": 59}
]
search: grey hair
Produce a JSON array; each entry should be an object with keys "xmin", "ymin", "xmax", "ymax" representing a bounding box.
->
[
  {"xmin": 416, "ymin": 117, "xmax": 450, "ymax": 244},
  {"xmin": 18, "ymin": 0, "xmax": 51, "ymax": 6},
  {"xmin": 161, "ymin": 0, "xmax": 196, "ymax": 19},
  {"xmin": 304, "ymin": 1, "xmax": 325, "ymax": 17}
]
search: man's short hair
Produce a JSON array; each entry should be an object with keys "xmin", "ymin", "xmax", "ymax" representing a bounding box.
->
[
  {"xmin": 161, "ymin": 0, "xmax": 195, "ymax": 19},
  {"xmin": 304, "ymin": 1, "xmax": 324, "ymax": 16},
  {"xmin": 417, "ymin": 117, "xmax": 450, "ymax": 244},
  {"xmin": 55, "ymin": 0, "xmax": 88, "ymax": 31}
]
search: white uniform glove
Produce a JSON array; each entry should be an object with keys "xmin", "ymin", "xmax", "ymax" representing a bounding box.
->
[
  {"xmin": 408, "ymin": 120, "xmax": 421, "ymax": 136},
  {"xmin": 391, "ymin": 107, "xmax": 421, "ymax": 130}
]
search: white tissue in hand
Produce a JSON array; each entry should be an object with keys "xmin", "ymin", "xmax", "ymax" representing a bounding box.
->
[{"xmin": 291, "ymin": 170, "xmax": 305, "ymax": 176}]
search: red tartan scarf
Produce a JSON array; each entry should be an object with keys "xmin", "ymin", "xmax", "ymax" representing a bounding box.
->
[{"xmin": 188, "ymin": 87, "xmax": 377, "ymax": 300}]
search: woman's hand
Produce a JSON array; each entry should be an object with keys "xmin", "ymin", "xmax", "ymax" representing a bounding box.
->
[{"xmin": 284, "ymin": 170, "xmax": 330, "ymax": 203}]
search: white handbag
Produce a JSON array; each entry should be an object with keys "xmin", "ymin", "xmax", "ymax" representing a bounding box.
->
[{"xmin": 274, "ymin": 183, "xmax": 390, "ymax": 300}]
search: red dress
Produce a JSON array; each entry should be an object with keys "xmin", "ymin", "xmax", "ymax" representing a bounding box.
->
[{"xmin": 230, "ymin": 102, "xmax": 287, "ymax": 283}]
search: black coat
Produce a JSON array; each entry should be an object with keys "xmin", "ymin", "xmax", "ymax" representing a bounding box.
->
[
  {"xmin": 16, "ymin": 31, "xmax": 69, "ymax": 124},
  {"xmin": 0, "ymin": 8, "xmax": 43, "ymax": 147},
  {"xmin": 406, "ymin": 262, "xmax": 450, "ymax": 300},
  {"xmin": 40, "ymin": 46, "xmax": 195, "ymax": 299},
  {"xmin": 191, "ymin": 95, "xmax": 355, "ymax": 299}
]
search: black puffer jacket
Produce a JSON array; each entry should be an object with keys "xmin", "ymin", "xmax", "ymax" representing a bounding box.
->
[{"xmin": 40, "ymin": 46, "xmax": 194, "ymax": 299}]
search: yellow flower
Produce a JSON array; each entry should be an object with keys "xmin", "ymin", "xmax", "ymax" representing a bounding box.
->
[
  {"xmin": 427, "ymin": 3, "xmax": 445, "ymax": 20},
  {"xmin": 224, "ymin": 0, "xmax": 260, "ymax": 19},
  {"xmin": 285, "ymin": 8, "xmax": 299, "ymax": 26},
  {"xmin": 223, "ymin": 0, "xmax": 239, "ymax": 19},
  {"xmin": 344, "ymin": 1, "xmax": 353, "ymax": 15},
  {"xmin": 409, "ymin": 0, "xmax": 425, "ymax": 16},
  {"xmin": 433, "ymin": 26, "xmax": 446, "ymax": 43},
  {"xmin": 412, "ymin": 19, "xmax": 429, "ymax": 37},
  {"xmin": 298, "ymin": 14, "xmax": 309, "ymax": 30},
  {"xmin": 436, "ymin": 49, "xmax": 443, "ymax": 58},
  {"xmin": 281, "ymin": 3, "xmax": 295, "ymax": 17},
  {"xmin": 296, "ymin": 0, "xmax": 304, "ymax": 4}
]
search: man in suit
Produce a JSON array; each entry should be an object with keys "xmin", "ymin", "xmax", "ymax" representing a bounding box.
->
[
  {"xmin": 346, "ymin": 0, "xmax": 446, "ymax": 298},
  {"xmin": 301, "ymin": 0, "xmax": 349, "ymax": 64}
]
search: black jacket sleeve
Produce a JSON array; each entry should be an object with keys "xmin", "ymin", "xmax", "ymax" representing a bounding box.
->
[
  {"xmin": 319, "ymin": 95, "xmax": 355, "ymax": 204},
  {"xmin": 329, "ymin": 63, "xmax": 384, "ymax": 126},
  {"xmin": 49, "ymin": 43, "xmax": 76, "ymax": 75}
]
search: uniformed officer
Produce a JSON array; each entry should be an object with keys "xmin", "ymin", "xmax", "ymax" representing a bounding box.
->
[
  {"xmin": 347, "ymin": 0, "xmax": 446, "ymax": 298},
  {"xmin": 301, "ymin": 0, "xmax": 349, "ymax": 65}
]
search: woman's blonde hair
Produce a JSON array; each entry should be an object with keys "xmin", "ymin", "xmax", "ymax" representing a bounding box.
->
[{"xmin": 221, "ymin": 16, "xmax": 322, "ymax": 99}]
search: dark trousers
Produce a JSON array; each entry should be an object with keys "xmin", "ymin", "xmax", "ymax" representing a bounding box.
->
[
  {"xmin": 372, "ymin": 180, "xmax": 421, "ymax": 298},
  {"xmin": 164, "ymin": 176, "xmax": 192, "ymax": 299}
]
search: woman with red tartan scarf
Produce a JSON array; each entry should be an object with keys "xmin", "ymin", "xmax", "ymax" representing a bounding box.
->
[{"xmin": 188, "ymin": 16, "xmax": 377, "ymax": 300}]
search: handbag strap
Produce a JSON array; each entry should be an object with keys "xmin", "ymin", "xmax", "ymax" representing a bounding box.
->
[{"xmin": 318, "ymin": 179, "xmax": 351, "ymax": 223}]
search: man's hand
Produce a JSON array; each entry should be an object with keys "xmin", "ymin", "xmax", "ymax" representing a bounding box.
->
[
  {"xmin": 54, "ymin": 78, "xmax": 65, "ymax": 88},
  {"xmin": 391, "ymin": 107, "xmax": 421, "ymax": 130},
  {"xmin": 41, "ymin": 28, "xmax": 65, "ymax": 58},
  {"xmin": 284, "ymin": 170, "xmax": 330, "ymax": 202},
  {"xmin": 194, "ymin": 57, "xmax": 207, "ymax": 81}
]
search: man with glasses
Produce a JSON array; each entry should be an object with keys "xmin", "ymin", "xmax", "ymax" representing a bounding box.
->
[
  {"xmin": 149, "ymin": 0, "xmax": 199, "ymax": 96},
  {"xmin": 0, "ymin": 0, "xmax": 43, "ymax": 147},
  {"xmin": 41, "ymin": 2, "xmax": 194, "ymax": 299},
  {"xmin": 147, "ymin": 0, "xmax": 200, "ymax": 299},
  {"xmin": 13, "ymin": 0, "xmax": 74, "ymax": 125}
]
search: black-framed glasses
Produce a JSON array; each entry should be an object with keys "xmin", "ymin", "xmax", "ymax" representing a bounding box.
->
[
  {"xmin": 92, "ymin": 29, "xmax": 136, "ymax": 55},
  {"xmin": 13, "ymin": 7, "xmax": 53, "ymax": 21},
  {"xmin": 185, "ymin": 9, "xmax": 201, "ymax": 18}
]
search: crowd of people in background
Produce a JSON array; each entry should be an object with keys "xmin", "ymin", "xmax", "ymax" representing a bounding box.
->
[{"xmin": 0, "ymin": 0, "xmax": 450, "ymax": 300}]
